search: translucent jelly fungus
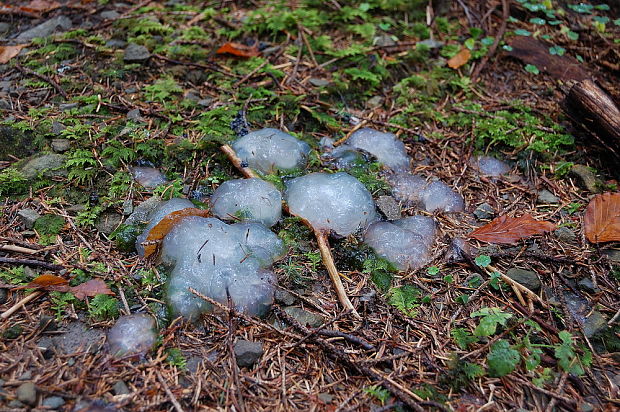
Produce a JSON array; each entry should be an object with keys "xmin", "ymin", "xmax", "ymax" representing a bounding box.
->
[
  {"xmin": 364, "ymin": 216, "xmax": 436, "ymax": 270},
  {"xmin": 421, "ymin": 181, "xmax": 465, "ymax": 213},
  {"xmin": 387, "ymin": 173, "xmax": 465, "ymax": 213},
  {"xmin": 135, "ymin": 198, "xmax": 194, "ymax": 256},
  {"xmin": 347, "ymin": 128, "xmax": 411, "ymax": 171},
  {"xmin": 211, "ymin": 178, "xmax": 282, "ymax": 227},
  {"xmin": 471, "ymin": 156, "xmax": 511, "ymax": 177},
  {"xmin": 231, "ymin": 128, "xmax": 311, "ymax": 174},
  {"xmin": 130, "ymin": 166, "xmax": 168, "ymax": 190},
  {"xmin": 107, "ymin": 314, "xmax": 156, "ymax": 356},
  {"xmin": 160, "ymin": 217, "xmax": 284, "ymax": 319},
  {"xmin": 285, "ymin": 172, "xmax": 378, "ymax": 236}
]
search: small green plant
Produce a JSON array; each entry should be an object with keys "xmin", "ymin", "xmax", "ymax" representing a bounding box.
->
[
  {"xmin": 363, "ymin": 255, "xmax": 395, "ymax": 292},
  {"xmin": 364, "ymin": 384, "xmax": 390, "ymax": 405},
  {"xmin": 0, "ymin": 266, "xmax": 29, "ymax": 285},
  {"xmin": 387, "ymin": 285, "xmax": 420, "ymax": 316},
  {"xmin": 145, "ymin": 76, "xmax": 182, "ymax": 102},
  {"xmin": 474, "ymin": 255, "xmax": 491, "ymax": 267},
  {"xmin": 443, "ymin": 354, "xmax": 485, "ymax": 390},
  {"xmin": 487, "ymin": 339, "xmax": 520, "ymax": 377},
  {"xmin": 34, "ymin": 214, "xmax": 65, "ymax": 245},
  {"xmin": 0, "ymin": 169, "xmax": 29, "ymax": 196},
  {"xmin": 66, "ymin": 149, "xmax": 98, "ymax": 184},
  {"xmin": 166, "ymin": 347, "xmax": 187, "ymax": 370},
  {"xmin": 451, "ymin": 328, "xmax": 477, "ymax": 350},
  {"xmin": 50, "ymin": 291, "xmax": 78, "ymax": 321},
  {"xmin": 426, "ymin": 266, "xmax": 440, "ymax": 276},
  {"xmin": 88, "ymin": 294, "xmax": 120, "ymax": 320},
  {"xmin": 471, "ymin": 307, "xmax": 512, "ymax": 337}
]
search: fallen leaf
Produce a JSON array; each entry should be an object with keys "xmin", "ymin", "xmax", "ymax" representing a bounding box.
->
[
  {"xmin": 469, "ymin": 214, "xmax": 556, "ymax": 244},
  {"xmin": 70, "ymin": 278, "xmax": 114, "ymax": 300},
  {"xmin": 15, "ymin": 274, "xmax": 69, "ymax": 291},
  {"xmin": 143, "ymin": 208, "xmax": 211, "ymax": 258},
  {"xmin": 584, "ymin": 192, "xmax": 620, "ymax": 243},
  {"xmin": 0, "ymin": 45, "xmax": 26, "ymax": 64},
  {"xmin": 21, "ymin": 0, "xmax": 61, "ymax": 13},
  {"xmin": 447, "ymin": 48, "xmax": 471, "ymax": 69},
  {"xmin": 216, "ymin": 42, "xmax": 260, "ymax": 58}
]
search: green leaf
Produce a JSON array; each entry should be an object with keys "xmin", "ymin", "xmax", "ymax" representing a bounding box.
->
[
  {"xmin": 451, "ymin": 328, "xmax": 477, "ymax": 350},
  {"xmin": 426, "ymin": 266, "xmax": 440, "ymax": 276},
  {"xmin": 549, "ymin": 46, "xmax": 566, "ymax": 56},
  {"xmin": 567, "ymin": 30, "xmax": 579, "ymax": 40},
  {"xmin": 471, "ymin": 307, "xmax": 512, "ymax": 337},
  {"xmin": 524, "ymin": 64, "xmax": 540, "ymax": 75},
  {"xmin": 529, "ymin": 17, "xmax": 546, "ymax": 25},
  {"xmin": 487, "ymin": 339, "xmax": 520, "ymax": 377},
  {"xmin": 388, "ymin": 285, "xmax": 420, "ymax": 316},
  {"xmin": 514, "ymin": 29, "xmax": 531, "ymax": 36},
  {"xmin": 474, "ymin": 254, "xmax": 491, "ymax": 267},
  {"xmin": 554, "ymin": 331, "xmax": 585, "ymax": 375}
]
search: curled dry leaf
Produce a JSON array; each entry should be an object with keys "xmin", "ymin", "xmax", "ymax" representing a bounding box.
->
[
  {"xmin": 216, "ymin": 42, "xmax": 260, "ymax": 58},
  {"xmin": 447, "ymin": 48, "xmax": 471, "ymax": 69},
  {"xmin": 584, "ymin": 192, "xmax": 620, "ymax": 243},
  {"xmin": 469, "ymin": 214, "xmax": 556, "ymax": 244},
  {"xmin": 21, "ymin": 0, "xmax": 61, "ymax": 13},
  {"xmin": 0, "ymin": 45, "xmax": 26, "ymax": 64},
  {"xmin": 143, "ymin": 207, "xmax": 211, "ymax": 258},
  {"xmin": 16, "ymin": 275, "xmax": 113, "ymax": 301}
]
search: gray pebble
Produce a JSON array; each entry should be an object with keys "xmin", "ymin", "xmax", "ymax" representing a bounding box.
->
[
  {"xmin": 42, "ymin": 396, "xmax": 65, "ymax": 408},
  {"xmin": 16, "ymin": 382, "xmax": 37, "ymax": 406},
  {"xmin": 234, "ymin": 340, "xmax": 263, "ymax": 368}
]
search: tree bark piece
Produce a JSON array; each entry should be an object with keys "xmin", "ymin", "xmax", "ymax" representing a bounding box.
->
[{"xmin": 563, "ymin": 79, "xmax": 620, "ymax": 156}]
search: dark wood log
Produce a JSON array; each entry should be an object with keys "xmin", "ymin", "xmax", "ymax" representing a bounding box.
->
[{"xmin": 563, "ymin": 79, "xmax": 620, "ymax": 156}]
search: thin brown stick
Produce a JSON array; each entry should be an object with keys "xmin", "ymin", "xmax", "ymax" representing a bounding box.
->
[
  {"xmin": 315, "ymin": 230, "xmax": 360, "ymax": 318},
  {"xmin": 1, "ymin": 291, "xmax": 43, "ymax": 320},
  {"xmin": 156, "ymin": 371, "xmax": 185, "ymax": 412},
  {"xmin": 0, "ymin": 244, "xmax": 41, "ymax": 255},
  {"xmin": 0, "ymin": 257, "xmax": 64, "ymax": 271},
  {"xmin": 14, "ymin": 64, "xmax": 68, "ymax": 99},
  {"xmin": 220, "ymin": 145, "xmax": 258, "ymax": 178},
  {"xmin": 471, "ymin": 0, "xmax": 509, "ymax": 81}
]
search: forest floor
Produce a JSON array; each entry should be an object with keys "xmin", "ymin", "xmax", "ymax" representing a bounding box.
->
[{"xmin": 0, "ymin": 0, "xmax": 619, "ymax": 411}]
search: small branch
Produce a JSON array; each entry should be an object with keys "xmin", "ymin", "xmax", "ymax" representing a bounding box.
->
[
  {"xmin": 220, "ymin": 145, "xmax": 258, "ymax": 178},
  {"xmin": 156, "ymin": 371, "xmax": 185, "ymax": 412},
  {"xmin": 0, "ymin": 257, "xmax": 64, "ymax": 271},
  {"xmin": 315, "ymin": 230, "xmax": 360, "ymax": 318},
  {"xmin": 15, "ymin": 64, "xmax": 68, "ymax": 99},
  {"xmin": 471, "ymin": 0, "xmax": 509, "ymax": 81},
  {"xmin": 0, "ymin": 245, "xmax": 41, "ymax": 255},
  {"xmin": 1, "ymin": 291, "xmax": 43, "ymax": 320}
]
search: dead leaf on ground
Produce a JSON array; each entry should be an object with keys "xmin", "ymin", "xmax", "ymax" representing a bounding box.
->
[
  {"xmin": 143, "ymin": 208, "xmax": 211, "ymax": 258},
  {"xmin": 447, "ymin": 48, "xmax": 471, "ymax": 69},
  {"xmin": 70, "ymin": 278, "xmax": 114, "ymax": 300},
  {"xmin": 0, "ymin": 45, "xmax": 26, "ymax": 64},
  {"xmin": 584, "ymin": 192, "xmax": 620, "ymax": 243},
  {"xmin": 15, "ymin": 275, "xmax": 114, "ymax": 300},
  {"xmin": 469, "ymin": 214, "xmax": 556, "ymax": 244},
  {"xmin": 21, "ymin": 0, "xmax": 61, "ymax": 13},
  {"xmin": 216, "ymin": 42, "xmax": 260, "ymax": 58}
]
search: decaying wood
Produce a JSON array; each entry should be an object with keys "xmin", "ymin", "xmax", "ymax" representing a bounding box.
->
[{"xmin": 563, "ymin": 79, "xmax": 620, "ymax": 156}]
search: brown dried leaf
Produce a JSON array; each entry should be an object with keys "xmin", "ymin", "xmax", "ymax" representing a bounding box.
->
[
  {"xmin": 584, "ymin": 192, "xmax": 620, "ymax": 243},
  {"xmin": 0, "ymin": 45, "xmax": 26, "ymax": 64},
  {"xmin": 216, "ymin": 42, "xmax": 260, "ymax": 58},
  {"xmin": 21, "ymin": 0, "xmax": 61, "ymax": 13},
  {"xmin": 447, "ymin": 48, "xmax": 471, "ymax": 69},
  {"xmin": 16, "ymin": 274, "xmax": 69, "ymax": 291},
  {"xmin": 70, "ymin": 279, "xmax": 114, "ymax": 301},
  {"xmin": 469, "ymin": 214, "xmax": 556, "ymax": 244},
  {"xmin": 143, "ymin": 208, "xmax": 210, "ymax": 258}
]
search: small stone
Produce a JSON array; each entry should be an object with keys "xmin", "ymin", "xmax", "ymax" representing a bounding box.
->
[
  {"xmin": 17, "ymin": 208, "xmax": 41, "ymax": 229},
  {"xmin": 112, "ymin": 380, "xmax": 130, "ymax": 395},
  {"xmin": 318, "ymin": 393, "xmax": 334, "ymax": 403},
  {"xmin": 51, "ymin": 321, "xmax": 105, "ymax": 355},
  {"xmin": 578, "ymin": 402, "xmax": 595, "ymax": 412},
  {"xmin": 0, "ymin": 22, "xmax": 10, "ymax": 34},
  {"xmin": 39, "ymin": 315, "xmax": 57, "ymax": 332},
  {"xmin": 283, "ymin": 306, "xmax": 324, "ymax": 328},
  {"xmin": 16, "ymin": 16, "xmax": 72, "ymax": 42},
  {"xmin": 19, "ymin": 370, "xmax": 32, "ymax": 380},
  {"xmin": 309, "ymin": 78, "xmax": 330, "ymax": 87},
  {"xmin": 577, "ymin": 278, "xmax": 599, "ymax": 294},
  {"xmin": 473, "ymin": 202, "xmax": 495, "ymax": 220},
  {"xmin": 122, "ymin": 199, "xmax": 133, "ymax": 216},
  {"xmin": 570, "ymin": 165, "xmax": 602, "ymax": 193},
  {"xmin": 183, "ymin": 90, "xmax": 200, "ymax": 102},
  {"xmin": 3, "ymin": 324, "xmax": 23, "ymax": 339},
  {"xmin": 95, "ymin": 212, "xmax": 123, "ymax": 235},
  {"xmin": 125, "ymin": 196, "xmax": 162, "ymax": 225},
  {"xmin": 602, "ymin": 249, "xmax": 620, "ymax": 263},
  {"xmin": 59, "ymin": 103, "xmax": 78, "ymax": 111},
  {"xmin": 36, "ymin": 336, "xmax": 54, "ymax": 359},
  {"xmin": 100, "ymin": 10, "xmax": 120, "ymax": 20},
  {"xmin": 24, "ymin": 266, "xmax": 38, "ymax": 279},
  {"xmin": 198, "ymin": 98, "xmax": 213, "ymax": 107},
  {"xmin": 373, "ymin": 34, "xmax": 396, "ymax": 47},
  {"xmin": 366, "ymin": 96, "xmax": 384, "ymax": 108},
  {"xmin": 127, "ymin": 108, "xmax": 143, "ymax": 121},
  {"xmin": 51, "ymin": 139, "xmax": 71, "ymax": 153},
  {"xmin": 554, "ymin": 227, "xmax": 576, "ymax": 243},
  {"xmin": 19, "ymin": 153, "xmax": 66, "ymax": 179},
  {"xmin": 51, "ymin": 121, "xmax": 66, "ymax": 135},
  {"xmin": 417, "ymin": 39, "xmax": 444, "ymax": 49},
  {"xmin": 0, "ymin": 289, "xmax": 7, "ymax": 305},
  {"xmin": 123, "ymin": 43, "xmax": 151, "ymax": 62},
  {"xmin": 234, "ymin": 340, "xmax": 264, "ymax": 368},
  {"xmin": 105, "ymin": 39, "xmax": 127, "ymax": 49},
  {"xmin": 537, "ymin": 189, "xmax": 559, "ymax": 204},
  {"xmin": 375, "ymin": 196, "xmax": 401, "ymax": 220},
  {"xmin": 274, "ymin": 290, "xmax": 295, "ymax": 306},
  {"xmin": 16, "ymin": 382, "xmax": 37, "ymax": 406},
  {"xmin": 583, "ymin": 311, "xmax": 607, "ymax": 338},
  {"xmin": 506, "ymin": 268, "xmax": 541, "ymax": 291},
  {"xmin": 7, "ymin": 400, "xmax": 24, "ymax": 408},
  {"xmin": 42, "ymin": 396, "xmax": 65, "ymax": 408}
]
